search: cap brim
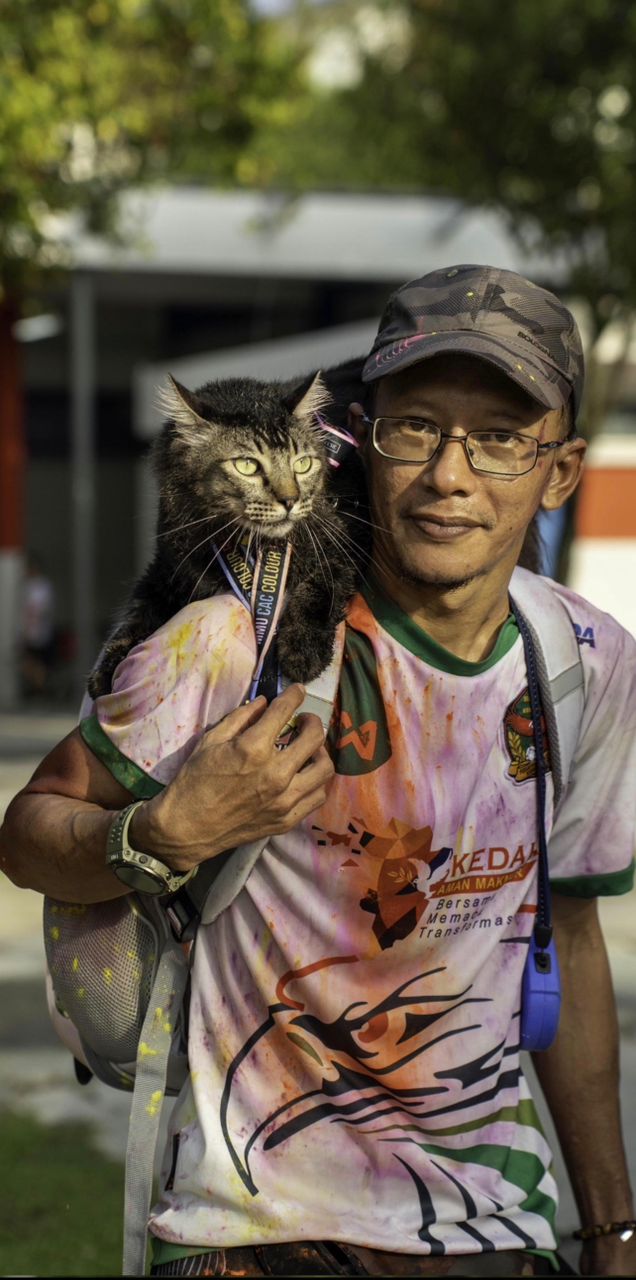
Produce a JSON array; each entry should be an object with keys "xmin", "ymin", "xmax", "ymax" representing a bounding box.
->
[{"xmin": 362, "ymin": 331, "xmax": 569, "ymax": 412}]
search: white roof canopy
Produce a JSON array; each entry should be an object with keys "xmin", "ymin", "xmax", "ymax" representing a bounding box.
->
[{"xmin": 71, "ymin": 187, "xmax": 565, "ymax": 283}]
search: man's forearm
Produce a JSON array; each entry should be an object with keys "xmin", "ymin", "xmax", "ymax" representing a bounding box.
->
[
  {"xmin": 1, "ymin": 688, "xmax": 334, "ymax": 906},
  {"xmin": 0, "ymin": 790, "xmax": 129, "ymax": 903},
  {"xmin": 532, "ymin": 895, "xmax": 635, "ymax": 1275}
]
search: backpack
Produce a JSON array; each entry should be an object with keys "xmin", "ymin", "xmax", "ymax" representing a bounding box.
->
[{"xmin": 43, "ymin": 567, "xmax": 584, "ymax": 1277}]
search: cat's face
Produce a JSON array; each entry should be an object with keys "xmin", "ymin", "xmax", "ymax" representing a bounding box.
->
[
  {"xmin": 157, "ymin": 374, "xmax": 331, "ymax": 539},
  {"xmin": 216, "ymin": 438, "xmax": 323, "ymax": 537}
]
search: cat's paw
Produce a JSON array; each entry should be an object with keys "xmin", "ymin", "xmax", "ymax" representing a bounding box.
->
[{"xmin": 278, "ymin": 628, "xmax": 335, "ymax": 684}]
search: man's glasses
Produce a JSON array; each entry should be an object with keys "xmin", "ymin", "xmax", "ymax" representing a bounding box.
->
[{"xmin": 369, "ymin": 416, "xmax": 570, "ymax": 477}]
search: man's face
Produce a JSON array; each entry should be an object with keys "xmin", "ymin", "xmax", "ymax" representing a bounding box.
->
[{"xmin": 355, "ymin": 354, "xmax": 579, "ymax": 593}]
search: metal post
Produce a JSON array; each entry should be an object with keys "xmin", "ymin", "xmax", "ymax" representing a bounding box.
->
[{"xmin": 70, "ymin": 272, "xmax": 96, "ymax": 698}]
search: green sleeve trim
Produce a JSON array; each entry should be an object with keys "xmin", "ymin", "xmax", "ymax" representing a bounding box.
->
[
  {"xmin": 150, "ymin": 1239, "xmax": 212, "ymax": 1263},
  {"xmin": 79, "ymin": 714, "xmax": 164, "ymax": 799},
  {"xmin": 551, "ymin": 860, "xmax": 634, "ymax": 898}
]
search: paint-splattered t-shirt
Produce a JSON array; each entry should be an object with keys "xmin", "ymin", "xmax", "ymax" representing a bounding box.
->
[{"xmin": 82, "ymin": 579, "xmax": 635, "ymax": 1259}]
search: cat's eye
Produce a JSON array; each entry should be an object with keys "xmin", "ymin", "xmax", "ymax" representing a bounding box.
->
[
  {"xmin": 233, "ymin": 457, "xmax": 259, "ymax": 476},
  {"xmin": 293, "ymin": 455, "xmax": 313, "ymax": 474}
]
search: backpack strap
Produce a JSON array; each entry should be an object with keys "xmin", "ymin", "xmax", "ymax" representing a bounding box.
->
[
  {"xmin": 509, "ymin": 567, "xmax": 585, "ymax": 807},
  {"xmin": 123, "ymin": 938, "xmax": 190, "ymax": 1276}
]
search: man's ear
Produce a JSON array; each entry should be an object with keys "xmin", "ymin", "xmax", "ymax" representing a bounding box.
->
[
  {"xmin": 348, "ymin": 402, "xmax": 369, "ymax": 446},
  {"xmin": 540, "ymin": 437, "xmax": 587, "ymax": 511}
]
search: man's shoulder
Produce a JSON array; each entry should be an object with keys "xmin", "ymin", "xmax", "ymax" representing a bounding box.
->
[
  {"xmin": 107, "ymin": 591, "xmax": 256, "ymax": 703},
  {"xmin": 155, "ymin": 592, "xmax": 249, "ymax": 633},
  {"xmin": 540, "ymin": 575, "xmax": 636, "ymax": 662}
]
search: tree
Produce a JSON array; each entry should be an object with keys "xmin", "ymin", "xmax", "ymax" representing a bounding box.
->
[
  {"xmin": 0, "ymin": 0, "xmax": 302, "ymax": 705},
  {"xmin": 259, "ymin": 0, "xmax": 636, "ymax": 435}
]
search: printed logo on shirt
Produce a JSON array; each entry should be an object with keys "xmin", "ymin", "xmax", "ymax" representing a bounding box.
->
[
  {"xmin": 503, "ymin": 687, "xmax": 551, "ymax": 784},
  {"xmin": 328, "ymin": 628, "xmax": 392, "ymax": 775},
  {"xmin": 574, "ymin": 622, "xmax": 596, "ymax": 648},
  {"xmin": 219, "ymin": 953, "xmax": 494, "ymax": 1211},
  {"xmin": 313, "ymin": 815, "xmax": 539, "ymax": 950}
]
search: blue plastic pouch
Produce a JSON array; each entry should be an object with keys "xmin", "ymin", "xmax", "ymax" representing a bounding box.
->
[{"xmin": 519, "ymin": 933, "xmax": 561, "ymax": 1052}]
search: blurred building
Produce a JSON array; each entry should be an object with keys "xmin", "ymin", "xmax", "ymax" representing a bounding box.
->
[{"xmin": 20, "ymin": 186, "xmax": 636, "ymax": 694}]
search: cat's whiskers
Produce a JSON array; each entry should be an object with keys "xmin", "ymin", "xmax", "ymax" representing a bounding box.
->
[
  {"xmin": 186, "ymin": 525, "xmax": 242, "ymax": 604},
  {"xmin": 170, "ymin": 517, "xmax": 241, "ymax": 585},
  {"xmin": 309, "ymin": 512, "xmax": 373, "ymax": 591},
  {"xmin": 329, "ymin": 504, "xmax": 390, "ymax": 536},
  {"xmin": 314, "ymin": 508, "xmax": 369, "ymax": 562},
  {"xmin": 302, "ymin": 522, "xmax": 335, "ymax": 609},
  {"xmin": 156, "ymin": 513, "xmax": 217, "ymax": 540}
]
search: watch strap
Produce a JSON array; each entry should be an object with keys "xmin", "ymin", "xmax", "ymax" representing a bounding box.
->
[{"xmin": 106, "ymin": 800, "xmax": 196, "ymax": 895}]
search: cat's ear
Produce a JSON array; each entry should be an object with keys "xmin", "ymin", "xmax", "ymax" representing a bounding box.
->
[
  {"xmin": 157, "ymin": 376, "xmax": 209, "ymax": 438},
  {"xmin": 291, "ymin": 371, "xmax": 331, "ymax": 422}
]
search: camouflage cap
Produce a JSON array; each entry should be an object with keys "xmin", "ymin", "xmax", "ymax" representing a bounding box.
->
[{"xmin": 362, "ymin": 264, "xmax": 584, "ymax": 415}]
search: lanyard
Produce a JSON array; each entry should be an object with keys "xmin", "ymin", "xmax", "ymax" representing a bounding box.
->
[
  {"xmin": 216, "ymin": 539, "xmax": 292, "ymax": 702},
  {"xmin": 314, "ymin": 413, "xmax": 359, "ymax": 468}
]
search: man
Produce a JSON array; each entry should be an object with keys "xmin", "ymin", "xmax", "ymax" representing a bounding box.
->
[{"xmin": 2, "ymin": 265, "xmax": 635, "ymax": 1278}]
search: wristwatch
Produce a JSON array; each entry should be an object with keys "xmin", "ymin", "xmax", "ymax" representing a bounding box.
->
[{"xmin": 106, "ymin": 800, "xmax": 196, "ymax": 896}]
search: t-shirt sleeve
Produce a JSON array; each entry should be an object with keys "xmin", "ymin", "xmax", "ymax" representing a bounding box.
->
[
  {"xmin": 548, "ymin": 590, "xmax": 636, "ymax": 898},
  {"xmin": 79, "ymin": 596, "xmax": 256, "ymax": 796}
]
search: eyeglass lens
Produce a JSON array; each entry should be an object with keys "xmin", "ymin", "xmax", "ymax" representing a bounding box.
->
[{"xmin": 373, "ymin": 418, "xmax": 539, "ymax": 476}]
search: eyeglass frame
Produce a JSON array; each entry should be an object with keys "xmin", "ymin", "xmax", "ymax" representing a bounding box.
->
[{"xmin": 363, "ymin": 414, "xmax": 576, "ymax": 478}]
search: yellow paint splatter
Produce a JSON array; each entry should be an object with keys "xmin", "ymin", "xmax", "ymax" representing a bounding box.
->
[
  {"xmin": 72, "ymin": 956, "xmax": 80, "ymax": 972},
  {"xmin": 103, "ymin": 967, "xmax": 113, "ymax": 985},
  {"xmin": 138, "ymin": 1041, "xmax": 158, "ymax": 1058},
  {"xmin": 77, "ymin": 987, "xmax": 86, "ymax": 998},
  {"xmin": 153, "ymin": 1007, "xmax": 172, "ymax": 1034},
  {"xmin": 49, "ymin": 926, "xmax": 60, "ymax": 941},
  {"xmin": 145, "ymin": 1089, "xmax": 163, "ymax": 1118}
]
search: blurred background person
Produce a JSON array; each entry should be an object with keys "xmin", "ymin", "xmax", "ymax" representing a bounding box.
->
[{"xmin": 20, "ymin": 553, "xmax": 55, "ymax": 698}]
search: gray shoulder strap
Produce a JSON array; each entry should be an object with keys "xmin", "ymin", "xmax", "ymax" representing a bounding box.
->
[{"xmin": 509, "ymin": 567, "xmax": 585, "ymax": 807}]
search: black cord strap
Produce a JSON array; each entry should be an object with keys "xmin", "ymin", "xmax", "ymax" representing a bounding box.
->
[
  {"xmin": 510, "ymin": 602, "xmax": 552, "ymax": 950},
  {"xmin": 573, "ymin": 1220, "xmax": 636, "ymax": 1242}
]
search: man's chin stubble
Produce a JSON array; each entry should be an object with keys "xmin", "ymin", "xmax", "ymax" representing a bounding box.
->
[{"xmin": 397, "ymin": 563, "xmax": 484, "ymax": 594}]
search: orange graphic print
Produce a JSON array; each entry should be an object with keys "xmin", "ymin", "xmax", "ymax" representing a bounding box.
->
[
  {"xmin": 336, "ymin": 710, "xmax": 378, "ymax": 761},
  {"xmin": 314, "ymin": 817, "xmax": 453, "ymax": 951}
]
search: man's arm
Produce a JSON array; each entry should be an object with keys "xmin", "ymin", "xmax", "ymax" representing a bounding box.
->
[
  {"xmin": 531, "ymin": 893, "xmax": 635, "ymax": 1277},
  {"xmin": 0, "ymin": 685, "xmax": 333, "ymax": 903}
]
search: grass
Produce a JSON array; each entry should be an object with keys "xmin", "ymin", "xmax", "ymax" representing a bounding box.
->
[{"xmin": 0, "ymin": 1109, "xmax": 125, "ymax": 1276}]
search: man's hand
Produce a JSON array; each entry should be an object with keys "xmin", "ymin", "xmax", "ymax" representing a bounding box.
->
[{"xmin": 131, "ymin": 683, "xmax": 335, "ymax": 872}]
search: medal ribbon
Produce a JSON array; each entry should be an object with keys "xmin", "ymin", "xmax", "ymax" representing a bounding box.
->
[{"xmin": 215, "ymin": 539, "xmax": 292, "ymax": 701}]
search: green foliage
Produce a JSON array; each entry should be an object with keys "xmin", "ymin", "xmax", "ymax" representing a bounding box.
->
[
  {"xmin": 0, "ymin": 0, "xmax": 304, "ymax": 300},
  {"xmin": 0, "ymin": 1108, "xmax": 124, "ymax": 1276},
  {"xmin": 264, "ymin": 0, "xmax": 636, "ymax": 331}
]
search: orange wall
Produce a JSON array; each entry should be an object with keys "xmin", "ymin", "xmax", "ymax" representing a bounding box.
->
[{"xmin": 576, "ymin": 468, "xmax": 636, "ymax": 537}]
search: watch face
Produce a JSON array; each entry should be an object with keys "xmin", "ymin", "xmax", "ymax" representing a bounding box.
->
[{"xmin": 112, "ymin": 862, "xmax": 168, "ymax": 895}]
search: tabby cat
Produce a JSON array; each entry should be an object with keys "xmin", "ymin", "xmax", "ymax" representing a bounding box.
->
[{"xmin": 87, "ymin": 361, "xmax": 369, "ymax": 699}]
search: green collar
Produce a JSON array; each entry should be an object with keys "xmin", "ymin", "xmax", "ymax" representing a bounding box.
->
[{"xmin": 360, "ymin": 575, "xmax": 519, "ymax": 676}]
